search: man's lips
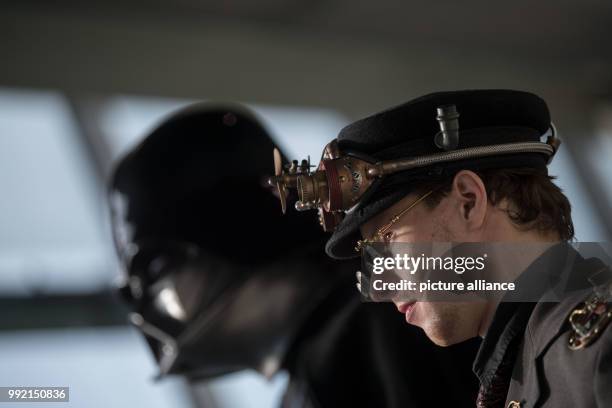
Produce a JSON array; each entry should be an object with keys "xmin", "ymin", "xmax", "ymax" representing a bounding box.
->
[
  {"xmin": 396, "ymin": 301, "xmax": 417, "ymax": 314},
  {"xmin": 397, "ymin": 301, "xmax": 418, "ymax": 323}
]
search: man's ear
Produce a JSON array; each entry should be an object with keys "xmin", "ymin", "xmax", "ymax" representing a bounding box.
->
[{"xmin": 450, "ymin": 170, "xmax": 487, "ymax": 230}]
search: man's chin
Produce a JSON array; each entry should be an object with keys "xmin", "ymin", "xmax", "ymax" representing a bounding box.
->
[
  {"xmin": 420, "ymin": 324, "xmax": 469, "ymax": 347},
  {"xmin": 426, "ymin": 335, "xmax": 461, "ymax": 347}
]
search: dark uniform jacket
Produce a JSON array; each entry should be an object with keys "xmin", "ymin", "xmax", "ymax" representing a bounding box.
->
[{"xmin": 475, "ymin": 244, "xmax": 612, "ymax": 408}]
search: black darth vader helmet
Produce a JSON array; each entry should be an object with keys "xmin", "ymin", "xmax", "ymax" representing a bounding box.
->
[{"xmin": 109, "ymin": 103, "xmax": 343, "ymax": 379}]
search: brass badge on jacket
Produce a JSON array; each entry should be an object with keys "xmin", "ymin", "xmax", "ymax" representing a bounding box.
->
[{"xmin": 568, "ymin": 289, "xmax": 612, "ymax": 350}]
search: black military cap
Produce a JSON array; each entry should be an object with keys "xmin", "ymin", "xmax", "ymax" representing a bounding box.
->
[{"xmin": 325, "ymin": 89, "xmax": 556, "ymax": 259}]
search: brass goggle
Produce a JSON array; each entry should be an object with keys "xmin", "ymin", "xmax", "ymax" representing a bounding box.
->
[{"xmin": 268, "ymin": 106, "xmax": 560, "ymax": 233}]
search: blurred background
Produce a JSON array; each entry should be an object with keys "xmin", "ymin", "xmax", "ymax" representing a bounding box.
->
[{"xmin": 1, "ymin": 1, "xmax": 611, "ymax": 407}]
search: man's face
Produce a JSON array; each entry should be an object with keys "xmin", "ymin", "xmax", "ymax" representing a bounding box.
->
[{"xmin": 359, "ymin": 180, "xmax": 488, "ymax": 346}]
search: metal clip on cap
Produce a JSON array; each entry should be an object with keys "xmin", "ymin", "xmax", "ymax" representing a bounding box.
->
[
  {"xmin": 545, "ymin": 123, "xmax": 561, "ymax": 164},
  {"xmin": 434, "ymin": 105, "xmax": 460, "ymax": 151}
]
